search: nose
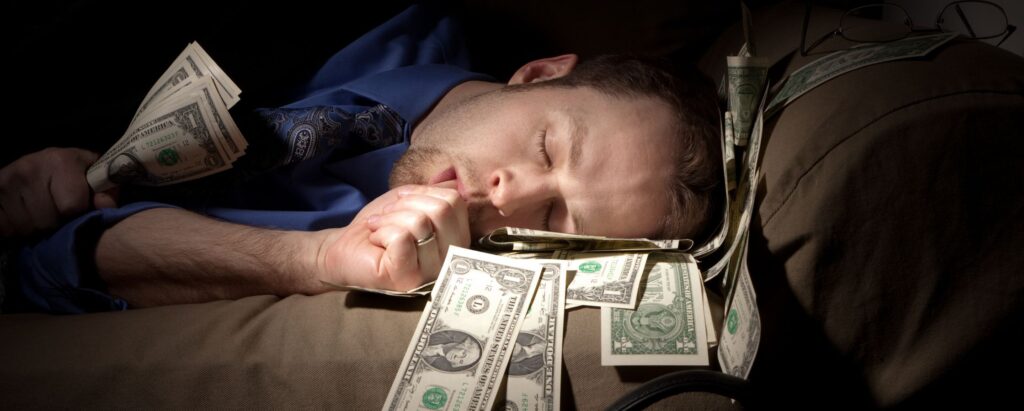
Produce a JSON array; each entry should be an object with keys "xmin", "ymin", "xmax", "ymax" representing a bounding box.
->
[{"xmin": 487, "ymin": 168, "xmax": 553, "ymax": 217}]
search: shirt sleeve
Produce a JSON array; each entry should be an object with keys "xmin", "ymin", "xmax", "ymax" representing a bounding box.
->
[{"xmin": 11, "ymin": 202, "xmax": 177, "ymax": 314}]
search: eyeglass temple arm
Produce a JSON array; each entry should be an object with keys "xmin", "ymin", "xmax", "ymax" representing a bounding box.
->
[
  {"xmin": 800, "ymin": 0, "xmax": 813, "ymax": 55},
  {"xmin": 954, "ymin": 4, "xmax": 978, "ymax": 38},
  {"xmin": 954, "ymin": 3, "xmax": 1016, "ymax": 47},
  {"xmin": 800, "ymin": 0, "xmax": 841, "ymax": 56},
  {"xmin": 997, "ymin": 24, "xmax": 1015, "ymax": 47}
]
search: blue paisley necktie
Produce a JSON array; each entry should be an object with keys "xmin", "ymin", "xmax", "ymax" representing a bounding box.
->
[{"xmin": 252, "ymin": 103, "xmax": 406, "ymax": 168}]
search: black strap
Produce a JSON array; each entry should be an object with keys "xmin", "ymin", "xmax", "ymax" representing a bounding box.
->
[{"xmin": 605, "ymin": 370, "xmax": 753, "ymax": 411}]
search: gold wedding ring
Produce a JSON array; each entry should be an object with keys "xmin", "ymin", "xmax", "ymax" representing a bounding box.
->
[{"xmin": 415, "ymin": 232, "xmax": 436, "ymax": 247}]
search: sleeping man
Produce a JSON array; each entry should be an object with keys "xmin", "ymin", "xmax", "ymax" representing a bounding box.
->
[{"xmin": 0, "ymin": 4, "xmax": 721, "ymax": 314}]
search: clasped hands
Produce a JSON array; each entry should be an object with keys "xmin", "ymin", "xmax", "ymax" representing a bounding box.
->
[{"xmin": 314, "ymin": 183, "xmax": 471, "ymax": 293}]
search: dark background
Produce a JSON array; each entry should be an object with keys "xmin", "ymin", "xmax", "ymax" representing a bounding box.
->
[
  {"xmin": 3, "ymin": 0, "xmax": 809, "ymax": 166},
  {"xmin": 5, "ymin": 1, "xmax": 414, "ymax": 165},
  {"xmin": 5, "ymin": 0, "xmax": 893, "ymax": 167}
]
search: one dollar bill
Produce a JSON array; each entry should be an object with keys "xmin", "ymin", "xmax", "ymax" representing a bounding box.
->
[
  {"xmin": 726, "ymin": 55, "xmax": 768, "ymax": 147},
  {"xmin": 765, "ymin": 32, "xmax": 956, "ymax": 117},
  {"xmin": 718, "ymin": 239, "xmax": 760, "ymax": 379},
  {"xmin": 384, "ymin": 247, "xmax": 543, "ymax": 411},
  {"xmin": 601, "ymin": 253, "xmax": 708, "ymax": 366},
  {"xmin": 565, "ymin": 252, "xmax": 650, "ymax": 309},
  {"xmin": 506, "ymin": 261, "xmax": 566, "ymax": 411}
]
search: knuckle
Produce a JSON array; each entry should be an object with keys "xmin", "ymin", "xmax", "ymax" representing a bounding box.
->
[
  {"xmin": 418, "ymin": 197, "xmax": 451, "ymax": 217},
  {"xmin": 411, "ymin": 214, "xmax": 434, "ymax": 231},
  {"xmin": 8, "ymin": 161, "xmax": 33, "ymax": 181},
  {"xmin": 41, "ymin": 148, "xmax": 65, "ymax": 164},
  {"xmin": 53, "ymin": 194, "xmax": 87, "ymax": 216},
  {"xmin": 441, "ymin": 190, "xmax": 462, "ymax": 206},
  {"xmin": 53, "ymin": 149, "xmax": 85, "ymax": 169}
]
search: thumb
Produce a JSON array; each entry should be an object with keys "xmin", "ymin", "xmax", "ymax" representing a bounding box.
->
[
  {"xmin": 92, "ymin": 187, "xmax": 119, "ymax": 209},
  {"xmin": 76, "ymin": 149, "xmax": 101, "ymax": 165}
]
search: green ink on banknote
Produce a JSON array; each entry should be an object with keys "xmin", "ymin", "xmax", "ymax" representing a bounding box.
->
[
  {"xmin": 579, "ymin": 261, "xmax": 602, "ymax": 273},
  {"xmin": 727, "ymin": 308, "xmax": 739, "ymax": 335},
  {"xmin": 422, "ymin": 387, "xmax": 447, "ymax": 410},
  {"xmin": 157, "ymin": 148, "xmax": 180, "ymax": 166}
]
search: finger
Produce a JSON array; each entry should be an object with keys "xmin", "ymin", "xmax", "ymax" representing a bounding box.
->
[
  {"xmin": 49, "ymin": 163, "xmax": 92, "ymax": 218},
  {"xmin": 22, "ymin": 182, "xmax": 60, "ymax": 233},
  {"xmin": 365, "ymin": 209, "xmax": 434, "ymax": 241},
  {"xmin": 389, "ymin": 193, "xmax": 470, "ymax": 255},
  {"xmin": 2, "ymin": 192, "xmax": 36, "ymax": 237},
  {"xmin": 75, "ymin": 149, "xmax": 101, "ymax": 164},
  {"xmin": 369, "ymin": 226, "xmax": 423, "ymax": 290},
  {"xmin": 0, "ymin": 203, "xmax": 13, "ymax": 238},
  {"xmin": 93, "ymin": 189, "xmax": 119, "ymax": 209},
  {"xmin": 0, "ymin": 159, "xmax": 37, "ymax": 236},
  {"xmin": 415, "ymin": 234, "xmax": 442, "ymax": 281},
  {"xmin": 398, "ymin": 187, "xmax": 469, "ymax": 242},
  {"xmin": 397, "ymin": 185, "xmax": 465, "ymax": 209}
]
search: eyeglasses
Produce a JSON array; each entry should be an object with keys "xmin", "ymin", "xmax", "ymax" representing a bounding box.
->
[{"xmin": 800, "ymin": 0, "xmax": 1016, "ymax": 56}]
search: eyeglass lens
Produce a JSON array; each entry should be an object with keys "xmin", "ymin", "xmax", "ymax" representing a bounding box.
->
[
  {"xmin": 840, "ymin": 4, "xmax": 913, "ymax": 42},
  {"xmin": 938, "ymin": 1, "xmax": 1009, "ymax": 39},
  {"xmin": 838, "ymin": 2, "xmax": 1009, "ymax": 43}
]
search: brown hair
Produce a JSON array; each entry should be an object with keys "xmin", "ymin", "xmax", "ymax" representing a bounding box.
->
[{"xmin": 507, "ymin": 55, "xmax": 723, "ymax": 241}]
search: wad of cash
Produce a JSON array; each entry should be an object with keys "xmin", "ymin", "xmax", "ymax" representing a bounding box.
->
[{"xmin": 86, "ymin": 42, "xmax": 247, "ymax": 192}]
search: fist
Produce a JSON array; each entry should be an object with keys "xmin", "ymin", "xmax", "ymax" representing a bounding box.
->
[
  {"xmin": 0, "ymin": 148, "xmax": 117, "ymax": 238},
  {"xmin": 316, "ymin": 184, "xmax": 470, "ymax": 291}
]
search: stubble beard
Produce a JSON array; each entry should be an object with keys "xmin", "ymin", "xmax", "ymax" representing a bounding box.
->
[{"xmin": 389, "ymin": 146, "xmax": 441, "ymax": 188}]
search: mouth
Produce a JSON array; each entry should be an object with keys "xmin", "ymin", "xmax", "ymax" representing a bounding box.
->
[
  {"xmin": 428, "ymin": 166, "xmax": 471, "ymax": 201},
  {"xmin": 428, "ymin": 166, "xmax": 457, "ymax": 186}
]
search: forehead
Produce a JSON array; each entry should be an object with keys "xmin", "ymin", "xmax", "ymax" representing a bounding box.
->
[{"xmin": 555, "ymin": 89, "xmax": 678, "ymax": 238}]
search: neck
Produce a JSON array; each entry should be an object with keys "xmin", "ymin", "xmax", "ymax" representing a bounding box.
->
[{"xmin": 410, "ymin": 80, "xmax": 504, "ymax": 143}]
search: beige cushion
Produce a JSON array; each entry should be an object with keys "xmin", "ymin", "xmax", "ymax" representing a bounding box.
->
[{"xmin": 0, "ymin": 291, "xmax": 736, "ymax": 409}]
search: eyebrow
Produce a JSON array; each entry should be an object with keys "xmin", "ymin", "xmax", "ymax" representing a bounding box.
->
[
  {"xmin": 565, "ymin": 111, "xmax": 587, "ymax": 234},
  {"xmin": 567, "ymin": 111, "xmax": 586, "ymax": 172}
]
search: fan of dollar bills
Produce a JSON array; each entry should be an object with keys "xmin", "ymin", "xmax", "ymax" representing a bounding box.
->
[
  {"xmin": 377, "ymin": 229, "xmax": 721, "ymax": 411},
  {"xmin": 86, "ymin": 42, "xmax": 247, "ymax": 192}
]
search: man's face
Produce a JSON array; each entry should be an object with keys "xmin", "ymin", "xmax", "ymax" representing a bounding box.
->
[
  {"xmin": 445, "ymin": 339, "xmax": 481, "ymax": 368},
  {"xmin": 392, "ymin": 85, "xmax": 677, "ymax": 240}
]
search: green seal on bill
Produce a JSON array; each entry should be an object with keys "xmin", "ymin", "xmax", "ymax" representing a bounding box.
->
[
  {"xmin": 157, "ymin": 148, "xmax": 180, "ymax": 166},
  {"xmin": 726, "ymin": 308, "xmax": 739, "ymax": 335},
  {"xmin": 578, "ymin": 261, "xmax": 602, "ymax": 273},
  {"xmin": 421, "ymin": 386, "xmax": 447, "ymax": 410}
]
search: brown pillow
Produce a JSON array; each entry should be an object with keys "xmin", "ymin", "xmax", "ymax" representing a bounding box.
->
[{"xmin": 705, "ymin": 3, "xmax": 1024, "ymax": 407}]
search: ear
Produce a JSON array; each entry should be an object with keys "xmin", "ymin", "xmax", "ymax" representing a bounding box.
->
[{"xmin": 507, "ymin": 54, "xmax": 579, "ymax": 85}]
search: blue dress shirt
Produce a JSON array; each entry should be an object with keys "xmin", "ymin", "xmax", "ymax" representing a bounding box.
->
[{"xmin": 11, "ymin": 4, "xmax": 492, "ymax": 314}]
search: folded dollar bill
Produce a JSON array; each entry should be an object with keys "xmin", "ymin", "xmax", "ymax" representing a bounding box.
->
[
  {"xmin": 87, "ymin": 42, "xmax": 246, "ymax": 192},
  {"xmin": 479, "ymin": 227, "xmax": 691, "ymax": 253}
]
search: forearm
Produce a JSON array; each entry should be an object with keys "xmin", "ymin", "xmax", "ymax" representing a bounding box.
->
[{"xmin": 95, "ymin": 208, "xmax": 329, "ymax": 307}]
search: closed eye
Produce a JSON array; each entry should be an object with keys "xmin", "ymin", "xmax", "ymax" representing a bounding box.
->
[{"xmin": 535, "ymin": 129, "xmax": 551, "ymax": 168}]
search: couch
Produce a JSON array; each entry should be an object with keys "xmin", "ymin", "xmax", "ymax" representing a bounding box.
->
[{"xmin": 3, "ymin": 1, "xmax": 1022, "ymax": 409}]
